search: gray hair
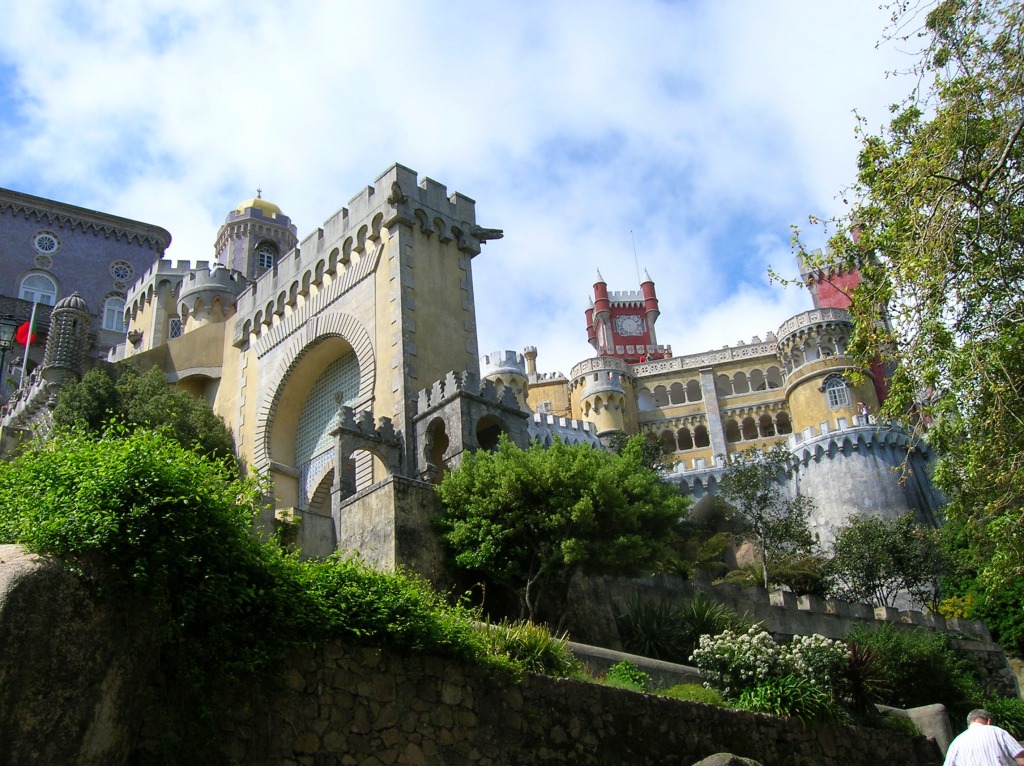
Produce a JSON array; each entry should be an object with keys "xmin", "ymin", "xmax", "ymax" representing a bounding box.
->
[{"xmin": 967, "ymin": 709, "xmax": 993, "ymax": 725}]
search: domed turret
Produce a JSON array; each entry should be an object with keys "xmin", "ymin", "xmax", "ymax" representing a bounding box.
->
[
  {"xmin": 235, "ymin": 196, "xmax": 283, "ymax": 217},
  {"xmin": 215, "ymin": 190, "xmax": 298, "ymax": 280}
]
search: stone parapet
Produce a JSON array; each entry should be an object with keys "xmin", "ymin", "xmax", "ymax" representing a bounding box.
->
[
  {"xmin": 528, "ymin": 412, "xmax": 600, "ymax": 447},
  {"xmin": 633, "ymin": 337, "xmax": 778, "ymax": 376}
]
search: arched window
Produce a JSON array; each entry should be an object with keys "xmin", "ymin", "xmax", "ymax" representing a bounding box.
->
[
  {"xmin": 724, "ymin": 419, "xmax": 741, "ymax": 443},
  {"xmin": 694, "ymin": 425, "xmax": 711, "ymax": 448},
  {"xmin": 822, "ymin": 374, "xmax": 851, "ymax": 409},
  {"xmin": 741, "ymin": 416, "xmax": 758, "ymax": 440},
  {"xmin": 637, "ymin": 388, "xmax": 656, "ymax": 411},
  {"xmin": 653, "ymin": 385, "xmax": 669, "ymax": 407},
  {"xmin": 732, "ymin": 372, "xmax": 750, "ymax": 394},
  {"xmin": 669, "ymin": 382, "xmax": 686, "ymax": 404},
  {"xmin": 19, "ymin": 273, "xmax": 57, "ymax": 305},
  {"xmin": 102, "ymin": 297, "xmax": 126, "ymax": 332},
  {"xmin": 677, "ymin": 427, "xmax": 694, "ymax": 451},
  {"xmin": 686, "ymin": 380, "xmax": 702, "ymax": 401},
  {"xmin": 777, "ymin": 412, "xmax": 793, "ymax": 435},
  {"xmin": 660, "ymin": 429, "xmax": 676, "ymax": 454},
  {"xmin": 255, "ymin": 241, "xmax": 277, "ymax": 271}
]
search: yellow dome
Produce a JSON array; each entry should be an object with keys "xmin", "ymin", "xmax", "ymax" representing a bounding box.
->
[{"xmin": 236, "ymin": 196, "xmax": 282, "ymax": 217}]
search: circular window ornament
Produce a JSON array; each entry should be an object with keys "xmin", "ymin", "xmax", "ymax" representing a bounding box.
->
[
  {"xmin": 110, "ymin": 261, "xmax": 134, "ymax": 281},
  {"xmin": 32, "ymin": 231, "xmax": 61, "ymax": 255},
  {"xmin": 34, "ymin": 255, "xmax": 53, "ymax": 270}
]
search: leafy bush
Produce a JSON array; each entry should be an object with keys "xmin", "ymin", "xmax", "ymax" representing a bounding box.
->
[
  {"xmin": 0, "ymin": 429, "xmax": 584, "ymax": 758},
  {"xmin": 847, "ymin": 624, "xmax": 983, "ymax": 717},
  {"xmin": 658, "ymin": 684, "xmax": 728, "ymax": 706},
  {"xmin": 838, "ymin": 640, "xmax": 892, "ymax": 716},
  {"xmin": 876, "ymin": 713, "xmax": 921, "ymax": 736},
  {"xmin": 691, "ymin": 626, "xmax": 849, "ymax": 700},
  {"xmin": 476, "ymin": 619, "xmax": 581, "ymax": 677},
  {"xmin": 52, "ymin": 366, "xmax": 236, "ymax": 462},
  {"xmin": 615, "ymin": 594, "xmax": 689, "ymax": 662},
  {"xmin": 604, "ymin": 660, "xmax": 651, "ymax": 691},
  {"xmin": 736, "ymin": 674, "xmax": 848, "ymax": 723},
  {"xmin": 615, "ymin": 591, "xmax": 744, "ymax": 664},
  {"xmin": 983, "ymin": 697, "xmax": 1024, "ymax": 740}
]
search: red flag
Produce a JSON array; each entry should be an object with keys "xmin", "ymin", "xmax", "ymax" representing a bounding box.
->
[{"xmin": 14, "ymin": 322, "xmax": 35, "ymax": 346}]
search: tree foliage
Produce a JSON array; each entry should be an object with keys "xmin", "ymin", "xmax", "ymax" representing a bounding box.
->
[
  {"xmin": 717, "ymin": 445, "xmax": 817, "ymax": 589},
  {"xmin": 826, "ymin": 513, "xmax": 945, "ymax": 608},
  {"xmin": 435, "ymin": 435, "xmax": 689, "ymax": 626},
  {"xmin": 52, "ymin": 365, "xmax": 235, "ymax": 461},
  {"xmin": 794, "ymin": 0, "xmax": 1024, "ymax": 591}
]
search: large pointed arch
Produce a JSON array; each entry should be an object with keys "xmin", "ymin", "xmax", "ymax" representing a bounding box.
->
[{"xmin": 253, "ymin": 311, "xmax": 375, "ymax": 474}]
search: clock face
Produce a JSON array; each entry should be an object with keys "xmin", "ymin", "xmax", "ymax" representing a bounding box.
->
[{"xmin": 615, "ymin": 314, "xmax": 644, "ymax": 337}]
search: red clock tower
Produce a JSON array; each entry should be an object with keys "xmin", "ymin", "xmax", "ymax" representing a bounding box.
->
[{"xmin": 585, "ymin": 270, "xmax": 670, "ymax": 364}]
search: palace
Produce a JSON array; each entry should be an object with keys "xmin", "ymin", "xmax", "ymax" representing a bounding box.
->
[{"xmin": 0, "ymin": 164, "xmax": 944, "ymax": 574}]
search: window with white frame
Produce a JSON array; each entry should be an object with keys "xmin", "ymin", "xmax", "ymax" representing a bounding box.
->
[
  {"xmin": 255, "ymin": 242, "xmax": 276, "ymax": 270},
  {"xmin": 168, "ymin": 317, "xmax": 183, "ymax": 338},
  {"xmin": 102, "ymin": 297, "xmax": 126, "ymax": 332},
  {"xmin": 822, "ymin": 374, "xmax": 851, "ymax": 409},
  {"xmin": 19, "ymin": 273, "xmax": 57, "ymax": 305}
]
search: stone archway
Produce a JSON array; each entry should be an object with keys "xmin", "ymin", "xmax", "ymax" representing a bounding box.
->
[{"xmin": 253, "ymin": 312, "xmax": 375, "ymax": 476}]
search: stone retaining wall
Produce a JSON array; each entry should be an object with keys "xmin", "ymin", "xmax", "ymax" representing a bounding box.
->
[{"xmin": 207, "ymin": 641, "xmax": 942, "ymax": 766}]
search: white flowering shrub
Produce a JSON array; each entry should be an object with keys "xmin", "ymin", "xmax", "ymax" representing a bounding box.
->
[{"xmin": 690, "ymin": 625, "xmax": 849, "ymax": 700}]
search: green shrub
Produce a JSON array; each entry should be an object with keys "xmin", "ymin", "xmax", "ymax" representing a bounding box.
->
[
  {"xmin": 876, "ymin": 713, "xmax": 921, "ymax": 736},
  {"xmin": 839, "ymin": 640, "xmax": 893, "ymax": 716},
  {"xmin": 847, "ymin": 624, "xmax": 983, "ymax": 717},
  {"xmin": 605, "ymin": 660, "xmax": 651, "ymax": 691},
  {"xmin": 615, "ymin": 591, "xmax": 743, "ymax": 664},
  {"xmin": 658, "ymin": 684, "xmax": 728, "ymax": 706},
  {"xmin": 983, "ymin": 697, "xmax": 1024, "ymax": 740},
  {"xmin": 615, "ymin": 594, "xmax": 689, "ymax": 662},
  {"xmin": 0, "ymin": 429, "xmax": 581, "ymax": 759},
  {"xmin": 736, "ymin": 674, "xmax": 848, "ymax": 723},
  {"xmin": 475, "ymin": 619, "xmax": 581, "ymax": 677}
]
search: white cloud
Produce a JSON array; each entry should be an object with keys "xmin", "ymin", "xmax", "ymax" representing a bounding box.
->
[{"xmin": 0, "ymin": 0, "xmax": 914, "ymax": 377}]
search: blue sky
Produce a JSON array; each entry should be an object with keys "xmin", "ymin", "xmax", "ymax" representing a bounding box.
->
[{"xmin": 0, "ymin": 1, "xmax": 914, "ymax": 374}]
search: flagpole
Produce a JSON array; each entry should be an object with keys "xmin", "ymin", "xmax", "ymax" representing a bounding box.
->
[{"xmin": 19, "ymin": 301, "xmax": 37, "ymax": 389}]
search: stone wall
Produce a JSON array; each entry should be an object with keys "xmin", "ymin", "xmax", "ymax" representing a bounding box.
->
[
  {"xmin": 567, "ymin": 576, "xmax": 1019, "ymax": 698},
  {"xmin": 2, "ymin": 545, "xmax": 944, "ymax": 766},
  {"xmin": 209, "ymin": 641, "xmax": 942, "ymax": 766},
  {"xmin": 0, "ymin": 546, "xmax": 152, "ymax": 766}
]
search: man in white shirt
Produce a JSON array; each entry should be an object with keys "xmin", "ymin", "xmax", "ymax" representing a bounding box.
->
[{"xmin": 944, "ymin": 708, "xmax": 1024, "ymax": 766}]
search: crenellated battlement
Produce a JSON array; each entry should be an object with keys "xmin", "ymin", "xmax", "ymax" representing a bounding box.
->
[
  {"xmin": 414, "ymin": 369, "xmax": 520, "ymax": 416},
  {"xmin": 632, "ymin": 578, "xmax": 995, "ymax": 646},
  {"xmin": 334, "ymin": 406, "xmax": 399, "ymax": 445},
  {"xmin": 480, "ymin": 350, "xmax": 526, "ymax": 378},
  {"xmin": 529, "ymin": 371, "xmax": 567, "ymax": 382},
  {"xmin": 607, "ymin": 289, "xmax": 644, "ymax": 306},
  {"xmin": 127, "ymin": 259, "xmax": 206, "ymax": 304},
  {"xmin": 528, "ymin": 412, "xmax": 601, "ymax": 447},
  {"xmin": 787, "ymin": 419, "xmax": 928, "ymax": 465},
  {"xmin": 234, "ymin": 164, "xmax": 500, "ymax": 338},
  {"xmin": 180, "ymin": 265, "xmax": 248, "ymax": 293}
]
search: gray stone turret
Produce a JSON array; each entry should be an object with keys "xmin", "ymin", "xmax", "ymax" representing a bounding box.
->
[
  {"xmin": 41, "ymin": 293, "xmax": 91, "ymax": 388},
  {"xmin": 178, "ymin": 266, "xmax": 247, "ymax": 331}
]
